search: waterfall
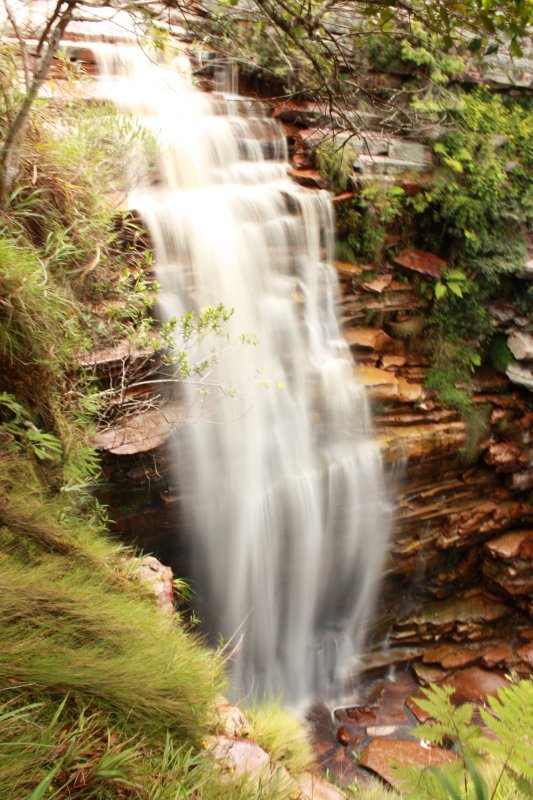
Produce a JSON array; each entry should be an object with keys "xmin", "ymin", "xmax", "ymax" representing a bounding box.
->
[{"xmin": 92, "ymin": 43, "xmax": 390, "ymax": 706}]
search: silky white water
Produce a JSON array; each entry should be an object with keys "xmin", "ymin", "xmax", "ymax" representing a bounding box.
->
[{"xmin": 93, "ymin": 44, "xmax": 390, "ymax": 705}]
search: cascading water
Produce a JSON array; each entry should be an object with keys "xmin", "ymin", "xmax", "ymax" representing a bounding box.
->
[{"xmin": 93, "ymin": 43, "xmax": 390, "ymax": 706}]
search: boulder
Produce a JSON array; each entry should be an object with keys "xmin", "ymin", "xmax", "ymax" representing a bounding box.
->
[
  {"xmin": 129, "ymin": 555, "xmax": 174, "ymax": 615},
  {"xmin": 215, "ymin": 697, "xmax": 252, "ymax": 738}
]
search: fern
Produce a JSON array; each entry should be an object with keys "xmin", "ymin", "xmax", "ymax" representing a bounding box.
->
[
  {"xmin": 398, "ymin": 680, "xmax": 533, "ymax": 800},
  {"xmin": 480, "ymin": 680, "xmax": 533, "ymax": 798}
]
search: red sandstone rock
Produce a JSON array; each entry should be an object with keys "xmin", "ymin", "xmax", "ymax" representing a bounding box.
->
[
  {"xmin": 335, "ymin": 725, "xmax": 351, "ymax": 746},
  {"xmin": 484, "ymin": 442, "xmax": 525, "ymax": 472},
  {"xmin": 481, "ymin": 644, "xmax": 514, "ymax": 668},
  {"xmin": 485, "ymin": 529, "xmax": 533, "ymax": 561},
  {"xmin": 445, "ymin": 667, "xmax": 509, "ymax": 704},
  {"xmin": 344, "ymin": 327, "xmax": 394, "ymax": 352},
  {"xmin": 406, "ymin": 695, "xmax": 434, "ymax": 723},
  {"xmin": 392, "ymin": 248, "xmax": 445, "ymax": 279},
  {"xmin": 334, "ymin": 260, "xmax": 366, "ymax": 276},
  {"xmin": 422, "ymin": 644, "xmax": 481, "ymax": 670},
  {"xmin": 288, "ymin": 168, "xmax": 329, "ymax": 189},
  {"xmin": 517, "ymin": 642, "xmax": 533, "ymax": 666},
  {"xmin": 360, "ymin": 739, "xmax": 456, "ymax": 789}
]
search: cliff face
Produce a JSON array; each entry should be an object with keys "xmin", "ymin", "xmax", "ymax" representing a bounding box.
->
[{"xmin": 86, "ymin": 40, "xmax": 533, "ymax": 683}]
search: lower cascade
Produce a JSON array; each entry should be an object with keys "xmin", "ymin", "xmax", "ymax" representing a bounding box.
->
[{"xmin": 94, "ymin": 43, "xmax": 390, "ymax": 705}]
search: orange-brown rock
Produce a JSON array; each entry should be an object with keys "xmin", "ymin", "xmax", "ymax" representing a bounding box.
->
[
  {"xmin": 481, "ymin": 643, "xmax": 514, "ymax": 668},
  {"xmin": 437, "ymin": 501, "xmax": 532, "ymax": 549},
  {"xmin": 380, "ymin": 354, "xmax": 407, "ymax": 369},
  {"xmin": 445, "ymin": 667, "xmax": 509, "ymax": 705},
  {"xmin": 484, "ymin": 442, "xmax": 526, "ymax": 472},
  {"xmin": 422, "ymin": 644, "xmax": 482, "ymax": 669},
  {"xmin": 358, "ymin": 366, "xmax": 423, "ymax": 403},
  {"xmin": 360, "ymin": 739, "xmax": 456, "ymax": 789},
  {"xmin": 484, "ymin": 529, "xmax": 533, "ymax": 562},
  {"xmin": 516, "ymin": 642, "xmax": 533, "ymax": 667},
  {"xmin": 345, "ymin": 327, "xmax": 394, "ymax": 352},
  {"xmin": 288, "ymin": 168, "xmax": 329, "ymax": 189},
  {"xmin": 392, "ymin": 248, "xmax": 445, "ymax": 279}
]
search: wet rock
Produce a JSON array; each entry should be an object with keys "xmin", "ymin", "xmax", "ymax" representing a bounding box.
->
[
  {"xmin": 392, "ymin": 248, "xmax": 445, "ymax": 279},
  {"xmin": 360, "ymin": 739, "xmax": 456, "ymax": 789},
  {"xmin": 481, "ymin": 644, "xmax": 514, "ymax": 668},
  {"xmin": 516, "ymin": 642, "xmax": 533, "ymax": 668},
  {"xmin": 405, "ymin": 695, "xmax": 433, "ymax": 723},
  {"xmin": 336, "ymin": 725, "xmax": 351, "ymax": 746},
  {"xmin": 445, "ymin": 667, "xmax": 509, "ymax": 705},
  {"xmin": 422, "ymin": 643, "xmax": 482, "ymax": 670},
  {"xmin": 288, "ymin": 168, "xmax": 329, "ymax": 189},
  {"xmin": 482, "ymin": 530, "xmax": 533, "ymax": 600},
  {"xmin": 411, "ymin": 664, "xmax": 447, "ymax": 686},
  {"xmin": 485, "ymin": 529, "xmax": 533, "ymax": 562}
]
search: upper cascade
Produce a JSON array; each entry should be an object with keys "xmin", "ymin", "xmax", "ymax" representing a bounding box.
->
[{"xmin": 91, "ymin": 41, "xmax": 390, "ymax": 706}]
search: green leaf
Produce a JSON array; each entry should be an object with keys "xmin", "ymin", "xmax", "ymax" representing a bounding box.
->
[
  {"xmin": 294, "ymin": 24, "xmax": 304, "ymax": 37},
  {"xmin": 445, "ymin": 269, "xmax": 467, "ymax": 281},
  {"xmin": 28, "ymin": 763, "xmax": 62, "ymax": 800},
  {"xmin": 425, "ymin": 766, "xmax": 462, "ymax": 800},
  {"xmin": 484, "ymin": 42, "xmax": 499, "ymax": 55},
  {"xmin": 469, "ymin": 37, "xmax": 483, "ymax": 53},
  {"xmin": 463, "ymin": 753, "xmax": 489, "ymax": 800},
  {"xmin": 435, "ymin": 282, "xmax": 448, "ymax": 299},
  {"xmin": 448, "ymin": 282, "xmax": 464, "ymax": 297}
]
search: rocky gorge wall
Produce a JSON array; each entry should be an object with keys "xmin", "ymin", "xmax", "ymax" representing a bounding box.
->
[{"xmin": 47, "ymin": 23, "xmax": 531, "ymax": 694}]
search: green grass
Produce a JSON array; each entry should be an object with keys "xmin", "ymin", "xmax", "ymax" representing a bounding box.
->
[{"xmin": 245, "ymin": 698, "xmax": 314, "ymax": 778}]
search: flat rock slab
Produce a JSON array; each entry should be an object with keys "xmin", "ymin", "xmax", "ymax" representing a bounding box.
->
[
  {"xmin": 94, "ymin": 401, "xmax": 183, "ymax": 455},
  {"xmin": 392, "ymin": 248, "xmax": 445, "ymax": 279},
  {"xmin": 344, "ymin": 327, "xmax": 394, "ymax": 352},
  {"xmin": 360, "ymin": 738, "xmax": 456, "ymax": 789},
  {"xmin": 484, "ymin": 529, "xmax": 533, "ymax": 561},
  {"xmin": 445, "ymin": 667, "xmax": 509, "ymax": 705}
]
